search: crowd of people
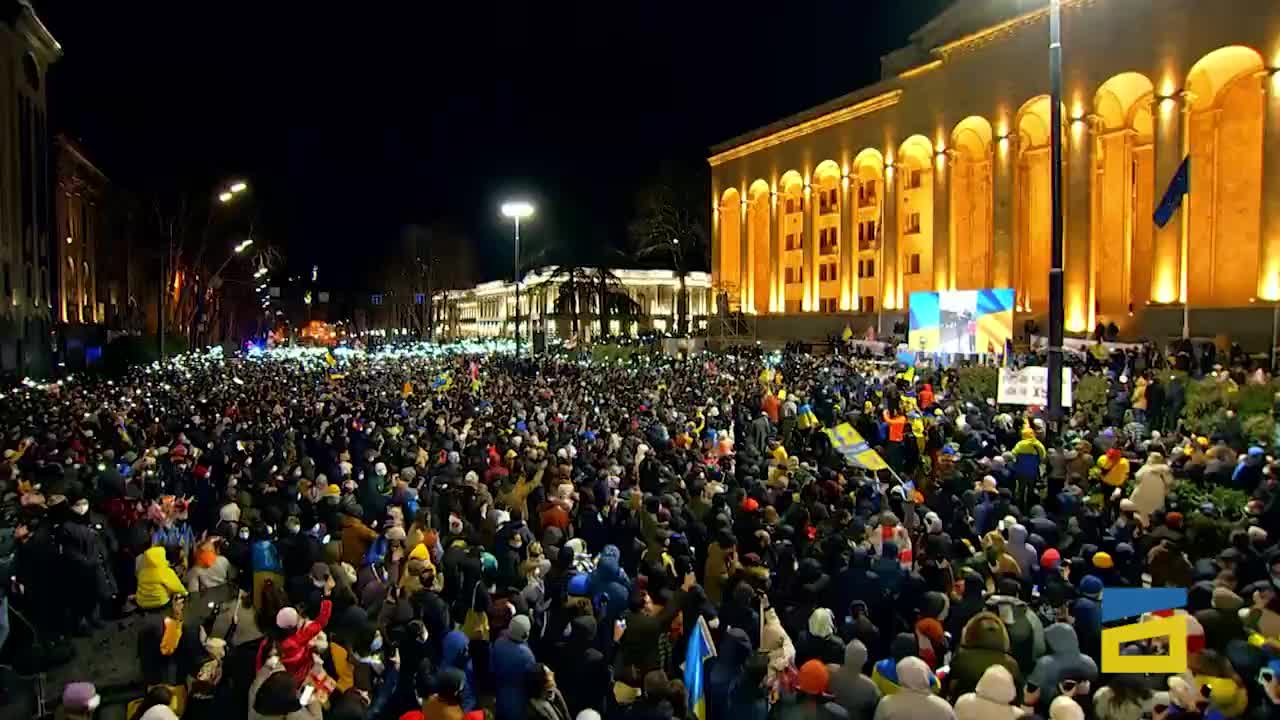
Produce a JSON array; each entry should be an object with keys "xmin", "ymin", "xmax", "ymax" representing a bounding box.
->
[{"xmin": 2, "ymin": 339, "xmax": 1280, "ymax": 720}]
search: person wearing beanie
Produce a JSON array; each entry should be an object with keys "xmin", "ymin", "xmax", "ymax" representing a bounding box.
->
[
  {"xmin": 873, "ymin": 657, "xmax": 955, "ymax": 720},
  {"xmin": 1092, "ymin": 551, "xmax": 1114, "ymax": 570},
  {"xmin": 61, "ymin": 682, "xmax": 100, "ymax": 719},
  {"xmin": 1071, "ymin": 576, "xmax": 1104, "ymax": 661},
  {"xmin": 954, "ymin": 665, "xmax": 1023, "ymax": 720},
  {"xmin": 775, "ymin": 660, "xmax": 835, "ymax": 720},
  {"xmin": 493, "ymin": 614, "xmax": 536, "ymax": 720},
  {"xmin": 423, "ymin": 666, "xmax": 468, "ymax": 720},
  {"xmin": 255, "ymin": 588, "xmax": 332, "ymax": 688}
]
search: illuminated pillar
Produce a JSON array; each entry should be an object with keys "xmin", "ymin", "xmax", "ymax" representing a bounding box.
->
[
  {"xmin": 1152, "ymin": 92, "xmax": 1186, "ymax": 304},
  {"xmin": 711, "ymin": 200, "xmax": 721, "ymax": 291},
  {"xmin": 933, "ymin": 151, "xmax": 951, "ymax": 291},
  {"xmin": 1258, "ymin": 70, "xmax": 1280, "ymax": 300},
  {"xmin": 739, "ymin": 199, "xmax": 750, "ymax": 312},
  {"xmin": 1064, "ymin": 115, "xmax": 1095, "ymax": 332},
  {"xmin": 883, "ymin": 166, "xmax": 899, "ymax": 309},
  {"xmin": 770, "ymin": 194, "xmax": 781, "ymax": 313},
  {"xmin": 803, "ymin": 185, "xmax": 816, "ymax": 311},
  {"xmin": 840, "ymin": 175, "xmax": 855, "ymax": 310},
  {"xmin": 992, "ymin": 137, "xmax": 1014, "ymax": 289}
]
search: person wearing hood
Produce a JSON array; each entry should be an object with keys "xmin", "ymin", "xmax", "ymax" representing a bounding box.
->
[
  {"xmin": 1011, "ymin": 427, "xmax": 1046, "ymax": 509},
  {"xmin": 424, "ymin": 667, "xmax": 471, "ymax": 720},
  {"xmin": 827, "ymin": 639, "xmax": 880, "ymax": 720},
  {"xmin": 554, "ymin": 616, "xmax": 608, "ymax": 717},
  {"xmin": 986, "ymin": 588, "xmax": 1046, "ymax": 676},
  {"xmin": 588, "ymin": 544, "xmax": 632, "ymax": 624},
  {"xmin": 873, "ymin": 657, "xmax": 955, "ymax": 720},
  {"xmin": 707, "ymin": 627, "xmax": 752, "ymax": 720},
  {"xmin": 946, "ymin": 611, "xmax": 1023, "ymax": 703},
  {"xmin": 797, "ymin": 607, "xmax": 845, "ymax": 667},
  {"xmin": 954, "ymin": 665, "xmax": 1024, "ymax": 720},
  {"xmin": 493, "ymin": 614, "xmax": 537, "ymax": 720},
  {"xmin": 948, "ymin": 569, "xmax": 987, "ymax": 642},
  {"xmin": 1047, "ymin": 695, "xmax": 1085, "ymax": 720},
  {"xmin": 1005, "ymin": 523, "xmax": 1038, "ymax": 582},
  {"xmin": 1027, "ymin": 623, "xmax": 1098, "ymax": 706},
  {"xmin": 1131, "ymin": 452, "xmax": 1173, "ymax": 523},
  {"xmin": 441, "ymin": 630, "xmax": 477, "ymax": 711},
  {"xmin": 339, "ymin": 506, "xmax": 378, "ymax": 568},
  {"xmin": 135, "ymin": 546, "xmax": 189, "ymax": 610}
]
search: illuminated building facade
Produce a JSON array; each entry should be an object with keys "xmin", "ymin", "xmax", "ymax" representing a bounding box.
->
[
  {"xmin": 437, "ymin": 267, "xmax": 713, "ymax": 341},
  {"xmin": 0, "ymin": 1, "xmax": 59, "ymax": 374},
  {"xmin": 710, "ymin": 0, "xmax": 1280, "ymax": 341}
]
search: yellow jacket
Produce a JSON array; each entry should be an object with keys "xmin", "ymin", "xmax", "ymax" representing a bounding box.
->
[
  {"xmin": 136, "ymin": 546, "xmax": 188, "ymax": 609},
  {"xmin": 1097, "ymin": 453, "xmax": 1131, "ymax": 488}
]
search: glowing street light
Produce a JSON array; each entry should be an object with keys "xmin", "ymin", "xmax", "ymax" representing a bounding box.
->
[
  {"xmin": 229, "ymin": 181, "xmax": 248, "ymax": 194},
  {"xmin": 501, "ymin": 200, "xmax": 534, "ymax": 356},
  {"xmin": 218, "ymin": 191, "xmax": 234, "ymax": 203},
  {"xmin": 254, "ymin": 267, "xmax": 267, "ymax": 278}
]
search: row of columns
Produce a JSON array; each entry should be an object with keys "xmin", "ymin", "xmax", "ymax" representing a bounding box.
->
[{"xmin": 718, "ymin": 75, "xmax": 1280, "ymax": 320}]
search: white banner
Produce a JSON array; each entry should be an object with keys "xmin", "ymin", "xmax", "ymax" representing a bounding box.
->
[{"xmin": 997, "ymin": 366, "xmax": 1073, "ymax": 406}]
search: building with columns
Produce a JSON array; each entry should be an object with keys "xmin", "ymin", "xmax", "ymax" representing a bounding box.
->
[
  {"xmin": 710, "ymin": 0, "xmax": 1280, "ymax": 344},
  {"xmin": 435, "ymin": 267, "xmax": 713, "ymax": 342}
]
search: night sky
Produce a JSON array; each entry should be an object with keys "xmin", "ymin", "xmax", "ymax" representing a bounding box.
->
[{"xmin": 36, "ymin": 0, "xmax": 950, "ymax": 289}]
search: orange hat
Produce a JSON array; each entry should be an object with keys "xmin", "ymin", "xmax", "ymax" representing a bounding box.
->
[
  {"xmin": 915, "ymin": 617, "xmax": 945, "ymax": 644},
  {"xmin": 796, "ymin": 659, "xmax": 830, "ymax": 696},
  {"xmin": 741, "ymin": 497, "xmax": 760, "ymax": 513}
]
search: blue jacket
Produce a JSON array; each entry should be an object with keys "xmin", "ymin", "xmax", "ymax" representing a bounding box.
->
[
  {"xmin": 441, "ymin": 630, "xmax": 476, "ymax": 711},
  {"xmin": 251, "ymin": 539, "xmax": 283, "ymax": 574},
  {"xmin": 588, "ymin": 544, "xmax": 631, "ymax": 620},
  {"xmin": 492, "ymin": 636, "xmax": 536, "ymax": 720},
  {"xmin": 707, "ymin": 629, "xmax": 752, "ymax": 720}
]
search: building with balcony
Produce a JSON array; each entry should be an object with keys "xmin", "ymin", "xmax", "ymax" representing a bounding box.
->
[
  {"xmin": 0, "ymin": 1, "xmax": 58, "ymax": 375},
  {"xmin": 710, "ymin": 0, "xmax": 1280, "ymax": 346}
]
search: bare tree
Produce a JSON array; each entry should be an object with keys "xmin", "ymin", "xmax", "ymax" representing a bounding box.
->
[{"xmin": 628, "ymin": 161, "xmax": 709, "ymax": 335}]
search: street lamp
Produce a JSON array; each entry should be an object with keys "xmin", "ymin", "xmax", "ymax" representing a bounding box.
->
[
  {"xmin": 229, "ymin": 181, "xmax": 248, "ymax": 194},
  {"xmin": 501, "ymin": 200, "xmax": 534, "ymax": 355},
  {"xmin": 218, "ymin": 191, "xmax": 234, "ymax": 203},
  {"xmin": 1046, "ymin": 0, "xmax": 1066, "ymax": 435}
]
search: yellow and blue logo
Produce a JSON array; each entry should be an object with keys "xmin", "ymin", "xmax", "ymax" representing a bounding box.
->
[{"xmin": 1100, "ymin": 588, "xmax": 1187, "ymax": 673}]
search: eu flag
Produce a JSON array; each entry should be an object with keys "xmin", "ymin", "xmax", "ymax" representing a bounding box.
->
[
  {"xmin": 684, "ymin": 616, "xmax": 716, "ymax": 720},
  {"xmin": 1153, "ymin": 156, "xmax": 1190, "ymax": 228}
]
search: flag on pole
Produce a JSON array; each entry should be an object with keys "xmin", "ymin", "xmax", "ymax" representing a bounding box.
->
[
  {"xmin": 324, "ymin": 351, "xmax": 337, "ymax": 368},
  {"xmin": 684, "ymin": 616, "xmax": 716, "ymax": 720},
  {"xmin": 1154, "ymin": 156, "xmax": 1190, "ymax": 228},
  {"xmin": 824, "ymin": 423, "xmax": 889, "ymax": 471}
]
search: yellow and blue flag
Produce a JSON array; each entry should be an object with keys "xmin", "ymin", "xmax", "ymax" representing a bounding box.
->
[
  {"xmin": 824, "ymin": 422, "xmax": 888, "ymax": 471},
  {"xmin": 324, "ymin": 351, "xmax": 337, "ymax": 368},
  {"xmin": 684, "ymin": 615, "xmax": 716, "ymax": 720}
]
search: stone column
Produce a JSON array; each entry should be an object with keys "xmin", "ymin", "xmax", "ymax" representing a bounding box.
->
[
  {"xmin": 770, "ymin": 194, "xmax": 781, "ymax": 313},
  {"xmin": 841, "ymin": 175, "xmax": 855, "ymax": 310},
  {"xmin": 883, "ymin": 169, "xmax": 899, "ymax": 309},
  {"xmin": 933, "ymin": 152, "xmax": 951, "ymax": 292},
  {"xmin": 710, "ymin": 200, "xmax": 721, "ymax": 292},
  {"xmin": 739, "ymin": 199, "xmax": 750, "ymax": 312},
  {"xmin": 803, "ymin": 185, "xmax": 816, "ymax": 311},
  {"xmin": 1258, "ymin": 71, "xmax": 1280, "ymax": 300},
  {"xmin": 1151, "ymin": 92, "xmax": 1187, "ymax": 304},
  {"xmin": 992, "ymin": 137, "xmax": 1015, "ymax": 290},
  {"xmin": 1064, "ymin": 116, "xmax": 1095, "ymax": 333}
]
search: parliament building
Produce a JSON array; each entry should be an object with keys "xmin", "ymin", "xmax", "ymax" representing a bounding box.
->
[{"xmin": 710, "ymin": 0, "xmax": 1280, "ymax": 344}]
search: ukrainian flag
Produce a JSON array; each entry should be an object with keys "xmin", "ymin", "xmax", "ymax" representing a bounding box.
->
[
  {"xmin": 684, "ymin": 616, "xmax": 716, "ymax": 720},
  {"xmin": 824, "ymin": 422, "xmax": 888, "ymax": 471},
  {"xmin": 324, "ymin": 351, "xmax": 337, "ymax": 368}
]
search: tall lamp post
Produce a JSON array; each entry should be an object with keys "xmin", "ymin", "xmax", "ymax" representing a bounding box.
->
[
  {"xmin": 501, "ymin": 201, "xmax": 534, "ymax": 355},
  {"xmin": 1046, "ymin": 0, "xmax": 1066, "ymax": 437}
]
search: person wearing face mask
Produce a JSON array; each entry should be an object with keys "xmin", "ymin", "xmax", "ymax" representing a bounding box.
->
[{"xmin": 57, "ymin": 492, "xmax": 118, "ymax": 635}]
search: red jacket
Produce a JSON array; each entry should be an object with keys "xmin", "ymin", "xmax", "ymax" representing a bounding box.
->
[{"xmin": 257, "ymin": 599, "xmax": 332, "ymax": 686}]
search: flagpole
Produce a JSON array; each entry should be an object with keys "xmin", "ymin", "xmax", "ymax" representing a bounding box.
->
[{"xmin": 1046, "ymin": 0, "xmax": 1066, "ymax": 442}]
